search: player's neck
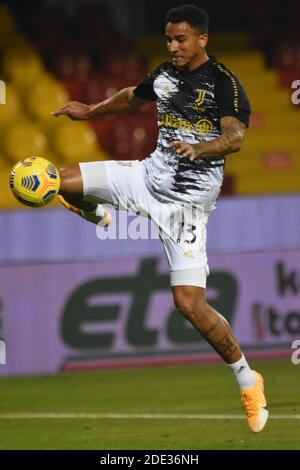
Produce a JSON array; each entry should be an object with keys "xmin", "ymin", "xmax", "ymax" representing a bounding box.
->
[{"xmin": 186, "ymin": 51, "xmax": 210, "ymax": 72}]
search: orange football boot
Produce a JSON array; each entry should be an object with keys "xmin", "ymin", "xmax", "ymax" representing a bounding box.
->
[
  {"xmin": 241, "ymin": 371, "xmax": 269, "ymax": 432},
  {"xmin": 57, "ymin": 195, "xmax": 112, "ymax": 227}
]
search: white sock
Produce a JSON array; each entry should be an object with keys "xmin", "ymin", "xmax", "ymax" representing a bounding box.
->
[
  {"xmin": 83, "ymin": 204, "xmax": 104, "ymax": 217},
  {"xmin": 228, "ymin": 355, "xmax": 256, "ymax": 390},
  {"xmin": 95, "ymin": 204, "xmax": 105, "ymax": 218},
  {"xmin": 81, "ymin": 204, "xmax": 106, "ymax": 224}
]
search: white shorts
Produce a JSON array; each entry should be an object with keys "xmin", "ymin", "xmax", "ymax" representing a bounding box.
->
[{"xmin": 79, "ymin": 160, "xmax": 210, "ymax": 288}]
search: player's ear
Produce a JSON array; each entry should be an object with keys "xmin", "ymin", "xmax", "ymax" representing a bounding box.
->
[{"xmin": 198, "ymin": 33, "xmax": 208, "ymax": 48}]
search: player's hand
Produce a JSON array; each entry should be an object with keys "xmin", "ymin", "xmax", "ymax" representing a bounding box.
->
[
  {"xmin": 169, "ymin": 141, "xmax": 198, "ymax": 161},
  {"xmin": 51, "ymin": 101, "xmax": 92, "ymax": 120}
]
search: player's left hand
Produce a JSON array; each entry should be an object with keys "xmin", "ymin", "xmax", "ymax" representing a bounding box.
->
[{"xmin": 169, "ymin": 141, "xmax": 198, "ymax": 161}]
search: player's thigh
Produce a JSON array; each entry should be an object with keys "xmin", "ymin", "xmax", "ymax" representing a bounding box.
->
[
  {"xmin": 79, "ymin": 161, "xmax": 116, "ymax": 205},
  {"xmin": 79, "ymin": 160, "xmax": 148, "ymax": 211},
  {"xmin": 157, "ymin": 205, "xmax": 210, "ymax": 288},
  {"xmin": 59, "ymin": 164, "xmax": 84, "ymax": 194},
  {"xmin": 102, "ymin": 160, "xmax": 150, "ymax": 213}
]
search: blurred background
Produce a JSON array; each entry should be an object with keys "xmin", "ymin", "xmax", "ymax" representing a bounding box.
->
[{"xmin": 0, "ymin": 0, "xmax": 299, "ymax": 376}]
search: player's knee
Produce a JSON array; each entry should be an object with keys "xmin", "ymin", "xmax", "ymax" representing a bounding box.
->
[
  {"xmin": 59, "ymin": 164, "xmax": 83, "ymax": 195},
  {"xmin": 173, "ymin": 287, "xmax": 207, "ymax": 320},
  {"xmin": 175, "ymin": 298, "xmax": 195, "ymax": 319}
]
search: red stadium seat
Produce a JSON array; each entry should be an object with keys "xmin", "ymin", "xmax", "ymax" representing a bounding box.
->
[
  {"xmin": 274, "ymin": 45, "xmax": 300, "ymax": 69},
  {"xmin": 61, "ymin": 78, "xmax": 84, "ymax": 102},
  {"xmin": 52, "ymin": 50, "xmax": 94, "ymax": 81},
  {"xmin": 81, "ymin": 74, "xmax": 129, "ymax": 104},
  {"xmin": 102, "ymin": 51, "xmax": 148, "ymax": 83},
  {"xmin": 274, "ymin": 45, "xmax": 300, "ymax": 88},
  {"xmin": 99, "ymin": 114, "xmax": 158, "ymax": 160}
]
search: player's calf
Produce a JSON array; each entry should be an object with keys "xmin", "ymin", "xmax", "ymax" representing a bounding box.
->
[
  {"xmin": 59, "ymin": 165, "xmax": 96, "ymax": 211},
  {"xmin": 58, "ymin": 165, "xmax": 112, "ymax": 227},
  {"xmin": 172, "ymin": 285, "xmax": 242, "ymax": 363}
]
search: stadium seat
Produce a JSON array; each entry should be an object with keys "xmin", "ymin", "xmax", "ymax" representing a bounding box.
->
[
  {"xmin": 149, "ymin": 55, "xmax": 169, "ymax": 73},
  {"xmin": 61, "ymin": 78, "xmax": 84, "ymax": 102},
  {"xmin": 218, "ymin": 52, "xmax": 265, "ymax": 73},
  {"xmin": 100, "ymin": 114, "xmax": 158, "ymax": 160},
  {"xmin": 2, "ymin": 118, "xmax": 49, "ymax": 163},
  {"xmin": 0, "ymin": 84, "xmax": 21, "ymax": 125},
  {"xmin": 274, "ymin": 45, "xmax": 300, "ymax": 71},
  {"xmin": 261, "ymin": 110, "xmax": 300, "ymax": 132},
  {"xmin": 25, "ymin": 75, "xmax": 69, "ymax": 121},
  {"xmin": 89, "ymin": 115, "xmax": 117, "ymax": 143},
  {"xmin": 235, "ymin": 171, "xmax": 300, "ymax": 194},
  {"xmin": 278, "ymin": 68, "xmax": 300, "ymax": 88},
  {"xmin": 2, "ymin": 44, "xmax": 44, "ymax": 89},
  {"xmin": 0, "ymin": 5, "xmax": 16, "ymax": 39},
  {"xmin": 0, "ymin": 157, "xmax": 17, "ymax": 209},
  {"xmin": 81, "ymin": 73, "xmax": 129, "ymax": 104},
  {"xmin": 51, "ymin": 121, "xmax": 98, "ymax": 163},
  {"xmin": 137, "ymin": 36, "xmax": 167, "ymax": 59},
  {"xmin": 52, "ymin": 50, "xmax": 93, "ymax": 81},
  {"xmin": 1, "ymin": 5, "xmax": 298, "ymax": 203},
  {"xmin": 102, "ymin": 51, "xmax": 147, "ymax": 83}
]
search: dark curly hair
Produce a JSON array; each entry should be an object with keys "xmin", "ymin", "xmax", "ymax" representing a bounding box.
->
[{"xmin": 165, "ymin": 4, "xmax": 209, "ymax": 34}]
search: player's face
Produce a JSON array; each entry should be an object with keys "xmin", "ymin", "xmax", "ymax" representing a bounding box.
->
[{"xmin": 165, "ymin": 22, "xmax": 208, "ymax": 71}]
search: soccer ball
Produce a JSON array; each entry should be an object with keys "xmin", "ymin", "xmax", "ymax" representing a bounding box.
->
[{"xmin": 10, "ymin": 157, "xmax": 60, "ymax": 207}]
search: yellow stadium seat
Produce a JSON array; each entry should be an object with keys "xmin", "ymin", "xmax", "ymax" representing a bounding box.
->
[
  {"xmin": 0, "ymin": 83, "xmax": 21, "ymax": 126},
  {"xmin": 235, "ymin": 170, "xmax": 300, "ymax": 195},
  {"xmin": 148, "ymin": 55, "xmax": 169, "ymax": 72},
  {"xmin": 93, "ymin": 148, "xmax": 112, "ymax": 162},
  {"xmin": 238, "ymin": 71, "xmax": 277, "ymax": 91},
  {"xmin": 0, "ymin": 33, "xmax": 31, "ymax": 52},
  {"xmin": 218, "ymin": 52, "xmax": 265, "ymax": 73},
  {"xmin": 208, "ymin": 33, "xmax": 251, "ymax": 53},
  {"xmin": 0, "ymin": 158, "xmax": 18, "ymax": 209},
  {"xmin": 138, "ymin": 33, "xmax": 251, "ymax": 60},
  {"xmin": 0, "ymin": 6, "xmax": 16, "ymax": 39},
  {"xmin": 2, "ymin": 45, "xmax": 44, "ymax": 89},
  {"xmin": 227, "ymin": 149, "xmax": 300, "ymax": 175},
  {"xmin": 51, "ymin": 121, "xmax": 98, "ymax": 163},
  {"xmin": 262, "ymin": 110, "xmax": 300, "ymax": 132},
  {"xmin": 25, "ymin": 75, "xmax": 69, "ymax": 121},
  {"xmin": 3, "ymin": 118, "xmax": 49, "ymax": 162},
  {"xmin": 137, "ymin": 36, "xmax": 167, "ymax": 59},
  {"xmin": 245, "ymin": 128, "xmax": 300, "ymax": 146},
  {"xmin": 250, "ymin": 92, "xmax": 291, "ymax": 113}
]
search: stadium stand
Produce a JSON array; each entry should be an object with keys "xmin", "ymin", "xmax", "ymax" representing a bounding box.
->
[{"xmin": 0, "ymin": 4, "xmax": 299, "ymax": 209}]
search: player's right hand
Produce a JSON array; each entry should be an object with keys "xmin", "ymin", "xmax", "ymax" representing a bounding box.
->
[{"xmin": 51, "ymin": 101, "xmax": 92, "ymax": 120}]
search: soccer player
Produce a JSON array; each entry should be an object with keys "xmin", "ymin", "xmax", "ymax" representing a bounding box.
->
[{"xmin": 52, "ymin": 4, "xmax": 268, "ymax": 432}]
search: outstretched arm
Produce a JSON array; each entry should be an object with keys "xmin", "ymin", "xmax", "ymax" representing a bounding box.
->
[
  {"xmin": 169, "ymin": 116, "xmax": 246, "ymax": 161},
  {"xmin": 52, "ymin": 86, "xmax": 149, "ymax": 120}
]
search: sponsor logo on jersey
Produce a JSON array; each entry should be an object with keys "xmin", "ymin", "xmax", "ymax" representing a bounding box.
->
[
  {"xmin": 195, "ymin": 119, "xmax": 213, "ymax": 136},
  {"xmin": 158, "ymin": 113, "xmax": 212, "ymax": 136}
]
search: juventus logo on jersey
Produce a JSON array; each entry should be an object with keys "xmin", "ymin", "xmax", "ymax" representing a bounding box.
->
[{"xmin": 193, "ymin": 89, "xmax": 206, "ymax": 111}]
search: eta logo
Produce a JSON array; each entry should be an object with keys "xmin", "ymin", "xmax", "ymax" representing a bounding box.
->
[
  {"xmin": 291, "ymin": 339, "xmax": 300, "ymax": 365},
  {"xmin": 0, "ymin": 340, "xmax": 6, "ymax": 365},
  {"xmin": 0, "ymin": 80, "xmax": 6, "ymax": 104}
]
